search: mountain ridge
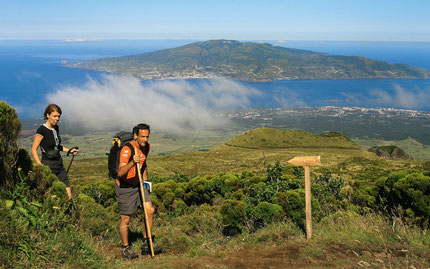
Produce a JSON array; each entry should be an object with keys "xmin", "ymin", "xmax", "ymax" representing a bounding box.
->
[{"xmin": 65, "ymin": 39, "xmax": 430, "ymax": 81}]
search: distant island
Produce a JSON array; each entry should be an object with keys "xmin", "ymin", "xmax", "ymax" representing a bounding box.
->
[{"xmin": 65, "ymin": 40, "xmax": 430, "ymax": 81}]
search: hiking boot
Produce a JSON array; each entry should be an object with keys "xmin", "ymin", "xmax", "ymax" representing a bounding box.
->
[
  {"xmin": 141, "ymin": 240, "xmax": 163, "ymax": 255},
  {"xmin": 122, "ymin": 245, "xmax": 138, "ymax": 259}
]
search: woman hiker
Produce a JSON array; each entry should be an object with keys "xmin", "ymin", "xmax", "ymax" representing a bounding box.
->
[{"xmin": 31, "ymin": 104, "xmax": 79, "ymax": 201}]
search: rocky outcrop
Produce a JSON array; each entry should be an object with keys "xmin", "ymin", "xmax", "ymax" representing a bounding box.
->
[{"xmin": 369, "ymin": 146, "xmax": 413, "ymax": 160}]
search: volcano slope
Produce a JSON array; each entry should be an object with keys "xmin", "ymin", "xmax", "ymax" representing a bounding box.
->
[
  {"xmin": 147, "ymin": 128, "xmax": 382, "ymax": 178},
  {"xmin": 63, "ymin": 128, "xmax": 429, "ymax": 269}
]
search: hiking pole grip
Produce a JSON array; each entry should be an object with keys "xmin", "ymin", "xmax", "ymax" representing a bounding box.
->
[
  {"xmin": 135, "ymin": 147, "xmax": 155, "ymax": 257},
  {"xmin": 66, "ymin": 146, "xmax": 79, "ymax": 173},
  {"xmin": 67, "ymin": 146, "xmax": 79, "ymax": 156}
]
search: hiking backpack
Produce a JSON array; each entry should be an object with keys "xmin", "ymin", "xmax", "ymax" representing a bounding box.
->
[{"xmin": 107, "ymin": 131, "xmax": 134, "ymax": 179}]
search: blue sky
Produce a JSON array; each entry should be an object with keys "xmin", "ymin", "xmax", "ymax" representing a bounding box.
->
[{"xmin": 1, "ymin": 0, "xmax": 429, "ymax": 41}]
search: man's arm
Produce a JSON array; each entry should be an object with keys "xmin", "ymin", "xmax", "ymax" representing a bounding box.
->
[
  {"xmin": 142, "ymin": 167, "xmax": 148, "ymax": 181},
  {"xmin": 118, "ymin": 154, "xmax": 140, "ymax": 178}
]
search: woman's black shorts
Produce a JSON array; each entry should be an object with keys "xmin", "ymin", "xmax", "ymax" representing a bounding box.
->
[{"xmin": 42, "ymin": 159, "xmax": 70, "ymax": 187}]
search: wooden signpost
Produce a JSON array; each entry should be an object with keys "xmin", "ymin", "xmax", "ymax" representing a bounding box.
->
[{"xmin": 287, "ymin": 156, "xmax": 321, "ymax": 239}]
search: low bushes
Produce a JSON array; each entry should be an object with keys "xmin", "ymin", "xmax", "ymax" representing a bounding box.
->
[{"xmin": 352, "ymin": 169, "xmax": 430, "ymax": 227}]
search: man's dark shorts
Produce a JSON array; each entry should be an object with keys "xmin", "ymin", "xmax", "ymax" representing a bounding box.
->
[
  {"xmin": 42, "ymin": 159, "xmax": 70, "ymax": 187},
  {"xmin": 115, "ymin": 184, "xmax": 151, "ymax": 215}
]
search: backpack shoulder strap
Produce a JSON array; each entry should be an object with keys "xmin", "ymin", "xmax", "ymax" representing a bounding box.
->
[
  {"xmin": 145, "ymin": 143, "xmax": 150, "ymax": 156},
  {"xmin": 122, "ymin": 142, "xmax": 135, "ymax": 161}
]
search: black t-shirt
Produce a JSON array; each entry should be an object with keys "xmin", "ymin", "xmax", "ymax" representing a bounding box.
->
[{"xmin": 36, "ymin": 124, "xmax": 63, "ymax": 160}]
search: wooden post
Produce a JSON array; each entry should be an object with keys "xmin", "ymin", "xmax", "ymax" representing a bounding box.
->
[
  {"xmin": 288, "ymin": 156, "xmax": 321, "ymax": 239},
  {"xmin": 304, "ymin": 165, "xmax": 312, "ymax": 239}
]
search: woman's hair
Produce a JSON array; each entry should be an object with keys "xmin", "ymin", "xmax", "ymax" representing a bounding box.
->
[{"xmin": 43, "ymin": 104, "xmax": 62, "ymax": 119}]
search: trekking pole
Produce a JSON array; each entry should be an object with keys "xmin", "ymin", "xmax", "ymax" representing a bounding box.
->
[
  {"xmin": 135, "ymin": 147, "xmax": 155, "ymax": 257},
  {"xmin": 66, "ymin": 146, "xmax": 79, "ymax": 173}
]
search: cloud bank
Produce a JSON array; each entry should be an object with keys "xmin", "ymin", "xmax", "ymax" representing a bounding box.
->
[
  {"xmin": 47, "ymin": 75, "xmax": 260, "ymax": 132},
  {"xmin": 341, "ymin": 85, "xmax": 430, "ymax": 110}
]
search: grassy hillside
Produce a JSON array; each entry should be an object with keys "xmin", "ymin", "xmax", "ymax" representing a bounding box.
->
[
  {"xmin": 5, "ymin": 123, "xmax": 429, "ymax": 268},
  {"xmin": 66, "ymin": 129, "xmax": 421, "ymax": 185},
  {"xmin": 353, "ymin": 137, "xmax": 430, "ymax": 160},
  {"xmin": 225, "ymin": 128, "xmax": 360, "ymax": 149},
  {"xmin": 37, "ymin": 129, "xmax": 430, "ymax": 268}
]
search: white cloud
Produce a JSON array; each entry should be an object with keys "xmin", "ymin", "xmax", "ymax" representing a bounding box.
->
[
  {"xmin": 340, "ymin": 84, "xmax": 430, "ymax": 109},
  {"xmin": 273, "ymin": 90, "xmax": 307, "ymax": 108},
  {"xmin": 63, "ymin": 38, "xmax": 103, "ymax": 43},
  {"xmin": 46, "ymin": 75, "xmax": 260, "ymax": 132}
]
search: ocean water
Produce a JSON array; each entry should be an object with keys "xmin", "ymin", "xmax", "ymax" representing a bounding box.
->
[{"xmin": 1, "ymin": 39, "xmax": 430, "ymax": 119}]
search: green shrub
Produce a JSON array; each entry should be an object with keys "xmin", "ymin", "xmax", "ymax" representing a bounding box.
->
[
  {"xmin": 220, "ymin": 172, "xmax": 241, "ymax": 192},
  {"xmin": 150, "ymin": 193, "xmax": 159, "ymax": 208},
  {"xmin": 352, "ymin": 170, "xmax": 429, "ymax": 227},
  {"xmin": 184, "ymin": 176, "xmax": 216, "ymax": 205},
  {"xmin": 392, "ymin": 172, "xmax": 429, "ymax": 226},
  {"xmin": 232, "ymin": 189, "xmax": 245, "ymax": 200},
  {"xmin": 246, "ymin": 178, "xmax": 294, "ymax": 206},
  {"xmin": 154, "ymin": 180, "xmax": 182, "ymax": 211},
  {"xmin": 0, "ymin": 101, "xmax": 21, "ymax": 187},
  {"xmin": 174, "ymin": 186, "xmax": 185, "ymax": 199},
  {"xmin": 27, "ymin": 164, "xmax": 58, "ymax": 200},
  {"xmin": 16, "ymin": 148, "xmax": 32, "ymax": 176},
  {"xmin": 170, "ymin": 203, "xmax": 221, "ymax": 239},
  {"xmin": 81, "ymin": 179, "xmax": 116, "ymax": 207},
  {"xmin": 276, "ymin": 189, "xmax": 321, "ymax": 229},
  {"xmin": 312, "ymin": 172, "xmax": 345, "ymax": 215},
  {"xmin": 76, "ymin": 193, "xmax": 116, "ymax": 236},
  {"xmin": 220, "ymin": 199, "xmax": 247, "ymax": 235},
  {"xmin": 266, "ymin": 161, "xmax": 284, "ymax": 182},
  {"xmin": 49, "ymin": 180, "xmax": 68, "ymax": 203},
  {"xmin": 162, "ymin": 191, "xmax": 175, "ymax": 209},
  {"xmin": 173, "ymin": 199, "xmax": 188, "ymax": 216},
  {"xmin": 246, "ymin": 182, "xmax": 276, "ymax": 205},
  {"xmin": 249, "ymin": 201, "xmax": 282, "ymax": 228}
]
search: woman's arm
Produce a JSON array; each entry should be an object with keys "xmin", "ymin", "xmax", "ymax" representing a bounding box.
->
[
  {"xmin": 61, "ymin": 146, "xmax": 79, "ymax": 155},
  {"xmin": 31, "ymin": 135, "xmax": 43, "ymax": 165}
]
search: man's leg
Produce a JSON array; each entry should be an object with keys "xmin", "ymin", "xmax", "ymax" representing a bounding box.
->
[
  {"xmin": 120, "ymin": 214, "xmax": 138, "ymax": 259},
  {"xmin": 143, "ymin": 201, "xmax": 155, "ymax": 238},
  {"xmin": 119, "ymin": 214, "xmax": 131, "ymax": 246},
  {"xmin": 141, "ymin": 201, "xmax": 162, "ymax": 255}
]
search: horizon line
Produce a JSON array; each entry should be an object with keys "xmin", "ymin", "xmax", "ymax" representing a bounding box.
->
[{"xmin": 1, "ymin": 38, "xmax": 430, "ymax": 43}]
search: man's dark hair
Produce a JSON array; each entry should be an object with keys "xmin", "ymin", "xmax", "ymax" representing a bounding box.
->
[{"xmin": 133, "ymin": 123, "xmax": 150, "ymax": 135}]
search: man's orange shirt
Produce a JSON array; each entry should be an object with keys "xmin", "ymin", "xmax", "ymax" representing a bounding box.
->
[{"xmin": 118, "ymin": 140, "xmax": 149, "ymax": 185}]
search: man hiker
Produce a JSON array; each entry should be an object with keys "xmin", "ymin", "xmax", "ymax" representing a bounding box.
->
[{"xmin": 115, "ymin": 123, "xmax": 161, "ymax": 259}]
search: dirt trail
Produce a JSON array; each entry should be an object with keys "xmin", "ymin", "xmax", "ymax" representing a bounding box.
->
[{"xmin": 99, "ymin": 240, "xmax": 429, "ymax": 268}]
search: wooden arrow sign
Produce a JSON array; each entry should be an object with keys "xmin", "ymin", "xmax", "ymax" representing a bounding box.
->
[
  {"xmin": 287, "ymin": 156, "xmax": 321, "ymax": 239},
  {"xmin": 287, "ymin": 156, "xmax": 321, "ymax": 166}
]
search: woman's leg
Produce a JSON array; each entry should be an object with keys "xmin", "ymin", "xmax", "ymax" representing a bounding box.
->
[{"xmin": 66, "ymin": 186, "xmax": 72, "ymax": 201}]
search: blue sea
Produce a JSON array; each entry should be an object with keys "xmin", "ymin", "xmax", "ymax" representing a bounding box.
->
[{"xmin": 1, "ymin": 39, "xmax": 430, "ymax": 119}]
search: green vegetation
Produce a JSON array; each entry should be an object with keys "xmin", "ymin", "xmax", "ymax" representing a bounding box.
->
[
  {"xmin": 354, "ymin": 137, "xmax": 430, "ymax": 160},
  {"xmin": 0, "ymin": 102, "xmax": 107, "ymax": 268},
  {"xmin": 2, "ymin": 101, "xmax": 430, "ymax": 268},
  {"xmin": 66, "ymin": 40, "xmax": 430, "ymax": 81},
  {"xmin": 0, "ymin": 101, "xmax": 22, "ymax": 186},
  {"xmin": 226, "ymin": 128, "xmax": 360, "ymax": 149}
]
